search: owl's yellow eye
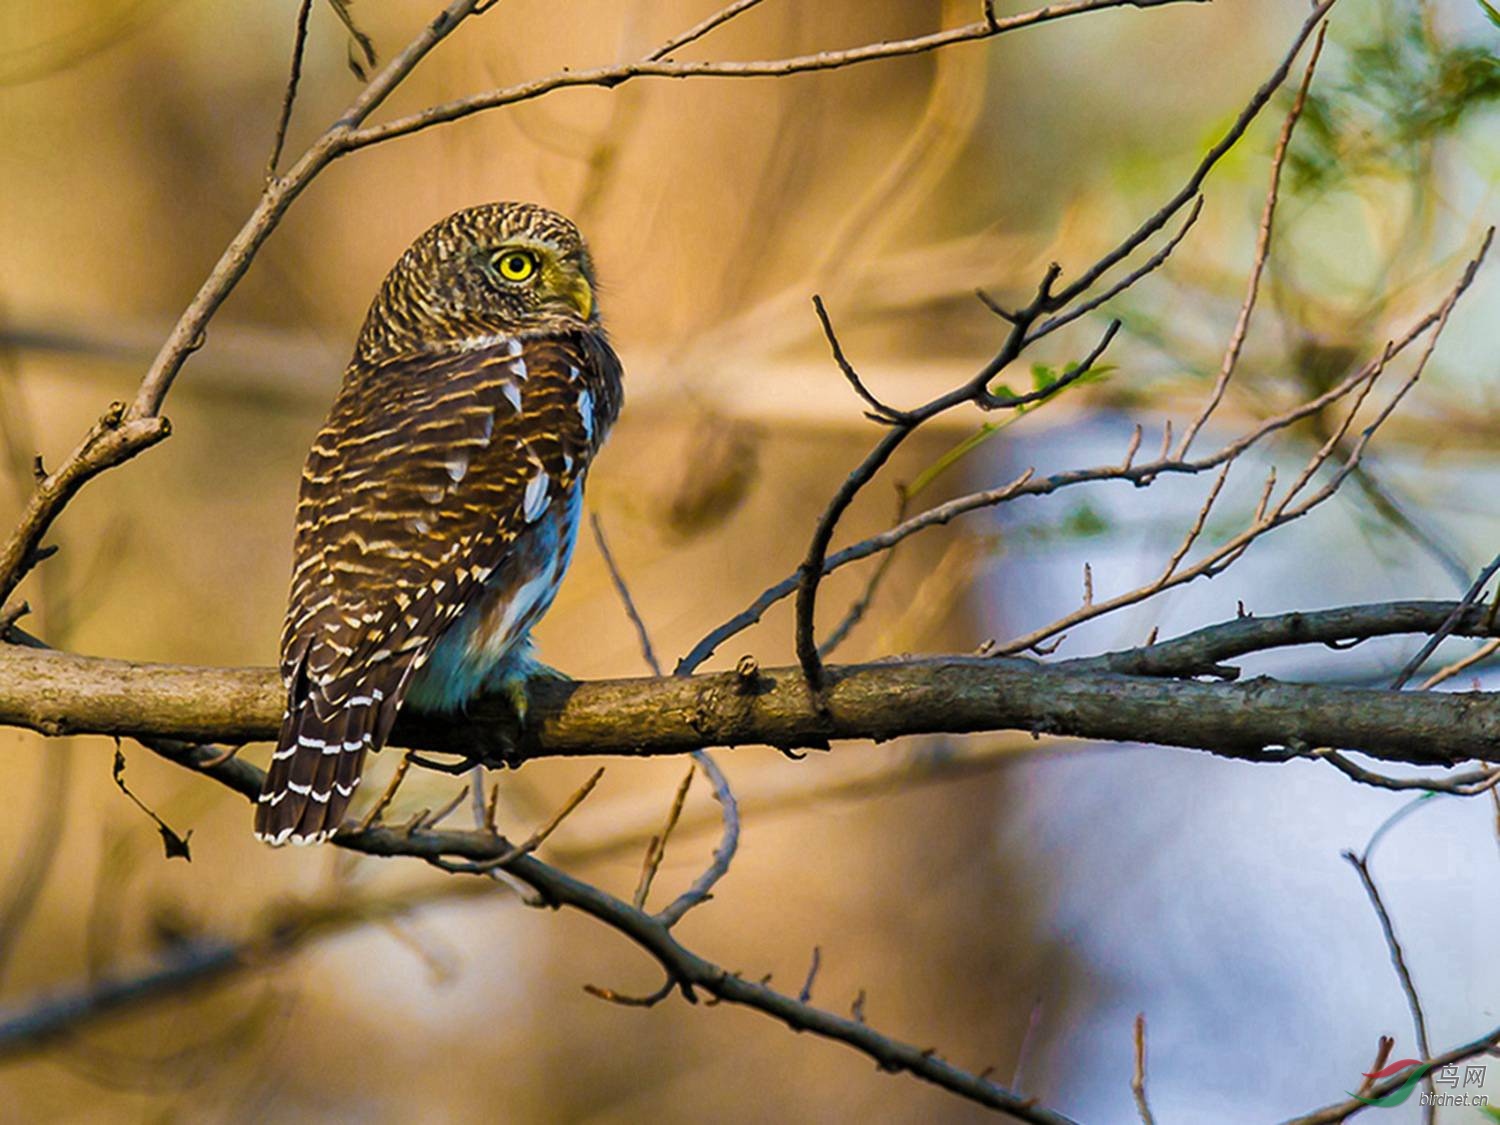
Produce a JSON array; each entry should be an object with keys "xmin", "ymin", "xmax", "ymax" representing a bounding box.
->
[{"xmin": 496, "ymin": 250, "xmax": 538, "ymax": 283}]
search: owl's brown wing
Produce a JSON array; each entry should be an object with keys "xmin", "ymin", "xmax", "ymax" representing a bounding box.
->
[{"xmin": 255, "ymin": 331, "xmax": 622, "ymax": 844}]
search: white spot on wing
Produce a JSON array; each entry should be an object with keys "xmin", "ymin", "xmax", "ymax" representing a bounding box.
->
[
  {"xmin": 523, "ymin": 471, "xmax": 550, "ymax": 522},
  {"xmin": 447, "ymin": 456, "xmax": 468, "ymax": 483},
  {"xmin": 501, "ymin": 382, "xmax": 521, "ymax": 412},
  {"xmin": 577, "ymin": 390, "xmax": 594, "ymax": 441},
  {"xmin": 511, "ymin": 357, "xmax": 528, "ymax": 380}
]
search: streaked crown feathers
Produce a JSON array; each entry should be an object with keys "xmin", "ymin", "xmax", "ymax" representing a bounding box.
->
[{"xmin": 355, "ymin": 201, "xmax": 600, "ymax": 365}]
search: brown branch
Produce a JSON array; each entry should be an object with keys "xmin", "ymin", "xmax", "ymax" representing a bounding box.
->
[
  {"xmin": 1131, "ymin": 1013, "xmax": 1156, "ymax": 1125},
  {"xmin": 812, "ymin": 296, "xmax": 910, "ymax": 424},
  {"xmin": 588, "ymin": 510, "xmax": 740, "ymax": 927},
  {"xmin": 4, "ymin": 738, "xmax": 1074, "ymax": 1122},
  {"xmin": 1049, "ymin": 0, "xmax": 1335, "ymax": 308},
  {"xmin": 818, "ymin": 490, "xmax": 909, "ymax": 659},
  {"xmin": 634, "ymin": 765, "xmax": 694, "ymax": 909},
  {"xmin": 656, "ymin": 749, "xmax": 739, "ymax": 926},
  {"xmin": 429, "ymin": 767, "xmax": 607, "ymax": 873},
  {"xmin": 130, "ymin": 0, "xmax": 496, "ymax": 421},
  {"xmin": 0, "ymin": 878, "xmax": 499, "ymax": 1063},
  {"xmin": 9, "ymin": 604, "xmax": 1500, "ymax": 771},
  {"xmin": 1390, "ymin": 552, "xmax": 1500, "ymax": 690},
  {"xmin": 1322, "ymin": 752, "xmax": 1500, "ymax": 796},
  {"xmin": 1281, "ymin": 1025, "xmax": 1500, "ymax": 1125},
  {"xmin": 1030, "ymin": 194, "xmax": 1204, "ymax": 341},
  {"xmin": 1342, "ymin": 847, "xmax": 1435, "ymax": 1118},
  {"xmin": 1356, "ymin": 1036, "xmax": 1395, "ymax": 1097},
  {"xmin": 1420, "ymin": 637, "xmax": 1500, "ymax": 690},
  {"xmin": 346, "ymin": 823, "xmax": 1082, "ymax": 1123},
  {"xmin": 589, "ymin": 512, "xmax": 662, "ymax": 676},
  {"xmin": 0, "ymin": 0, "xmax": 496, "ymax": 610},
  {"xmin": 646, "ymin": 0, "xmax": 770, "ymax": 62},
  {"xmin": 677, "ymin": 216, "xmax": 1480, "ymax": 677},
  {"xmin": 265, "ymin": 0, "xmax": 316, "ymax": 181},
  {"xmin": 345, "ymin": 0, "xmax": 1210, "ymax": 150},
  {"xmin": 1175, "ymin": 23, "xmax": 1326, "ymax": 457},
  {"xmin": 0, "ymin": 405, "xmax": 169, "ymax": 607}
]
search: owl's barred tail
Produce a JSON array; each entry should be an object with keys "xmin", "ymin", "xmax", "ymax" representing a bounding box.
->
[{"xmin": 254, "ymin": 691, "xmax": 385, "ymax": 846}]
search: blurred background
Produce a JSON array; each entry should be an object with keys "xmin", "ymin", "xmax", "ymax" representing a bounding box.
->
[{"xmin": 1, "ymin": 0, "xmax": 1498, "ymax": 1121}]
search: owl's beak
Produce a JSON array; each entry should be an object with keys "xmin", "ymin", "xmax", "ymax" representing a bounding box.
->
[{"xmin": 564, "ymin": 274, "xmax": 594, "ymax": 321}]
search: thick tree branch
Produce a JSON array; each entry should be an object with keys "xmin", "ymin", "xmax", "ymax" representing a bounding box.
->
[{"xmin": 6, "ymin": 602, "xmax": 1500, "ymax": 771}]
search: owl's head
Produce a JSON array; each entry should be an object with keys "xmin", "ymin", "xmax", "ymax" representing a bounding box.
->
[{"xmin": 357, "ymin": 201, "xmax": 600, "ymax": 362}]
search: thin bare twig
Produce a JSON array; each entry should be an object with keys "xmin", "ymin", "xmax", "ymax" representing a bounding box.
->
[
  {"xmin": 347, "ymin": 0, "xmax": 1211, "ymax": 149},
  {"xmin": 1342, "ymin": 846, "xmax": 1434, "ymax": 1121},
  {"xmin": 1420, "ymin": 637, "xmax": 1500, "ymax": 689},
  {"xmin": 819, "ymin": 490, "xmax": 910, "ymax": 658},
  {"xmin": 589, "ymin": 512, "xmax": 661, "ymax": 676},
  {"xmin": 656, "ymin": 750, "xmax": 739, "ymax": 927},
  {"xmin": 0, "ymin": 0, "xmax": 499, "ymax": 609},
  {"xmin": 588, "ymin": 506, "xmax": 740, "ymax": 929},
  {"xmin": 798, "ymin": 946, "xmax": 822, "ymax": 1004},
  {"xmin": 634, "ymin": 764, "xmax": 695, "ymax": 909},
  {"xmin": 1391, "ymin": 552, "xmax": 1500, "ymax": 690},
  {"xmin": 1356, "ymin": 1036, "xmax": 1395, "ymax": 1097},
  {"xmin": 1176, "ymin": 24, "xmax": 1326, "ymax": 457},
  {"xmin": 584, "ymin": 977, "xmax": 676, "ymax": 1008},
  {"xmin": 1031, "ymin": 195, "xmax": 1204, "ymax": 341},
  {"xmin": 1049, "ymin": 0, "xmax": 1336, "ymax": 308},
  {"xmin": 1322, "ymin": 753, "xmax": 1500, "ymax": 796},
  {"xmin": 1131, "ymin": 1013, "xmax": 1157, "ymax": 1125},
  {"xmin": 261, "ymin": 761, "xmax": 1083, "ymax": 1119},
  {"xmin": 427, "ymin": 768, "xmax": 607, "ymax": 873},
  {"xmin": 992, "ymin": 229, "xmax": 1492, "ymax": 657},
  {"xmin": 792, "ymin": 311, "xmax": 1117, "ymax": 690},
  {"xmin": 812, "ymin": 296, "xmax": 909, "ymax": 423},
  {"xmin": 682, "ymin": 35, "xmax": 1464, "ymax": 680},
  {"xmin": 1283, "ymin": 1025, "xmax": 1500, "ymax": 1125},
  {"xmin": 646, "ymin": 0, "xmax": 769, "ymax": 61},
  {"xmin": 357, "ymin": 750, "xmax": 414, "ymax": 829},
  {"xmin": 1011, "ymin": 996, "xmax": 1045, "ymax": 1094},
  {"xmin": 266, "ymin": 0, "xmax": 316, "ymax": 181}
]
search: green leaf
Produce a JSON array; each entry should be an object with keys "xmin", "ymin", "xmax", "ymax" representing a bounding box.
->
[
  {"xmin": 1060, "ymin": 501, "xmax": 1110, "ymax": 538},
  {"xmin": 906, "ymin": 422, "xmax": 1004, "ymax": 499},
  {"xmin": 1478, "ymin": 0, "xmax": 1500, "ymax": 31},
  {"xmin": 1031, "ymin": 363, "xmax": 1057, "ymax": 391}
]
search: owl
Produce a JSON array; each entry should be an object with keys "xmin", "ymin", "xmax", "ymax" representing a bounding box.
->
[{"xmin": 255, "ymin": 202, "xmax": 623, "ymax": 845}]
